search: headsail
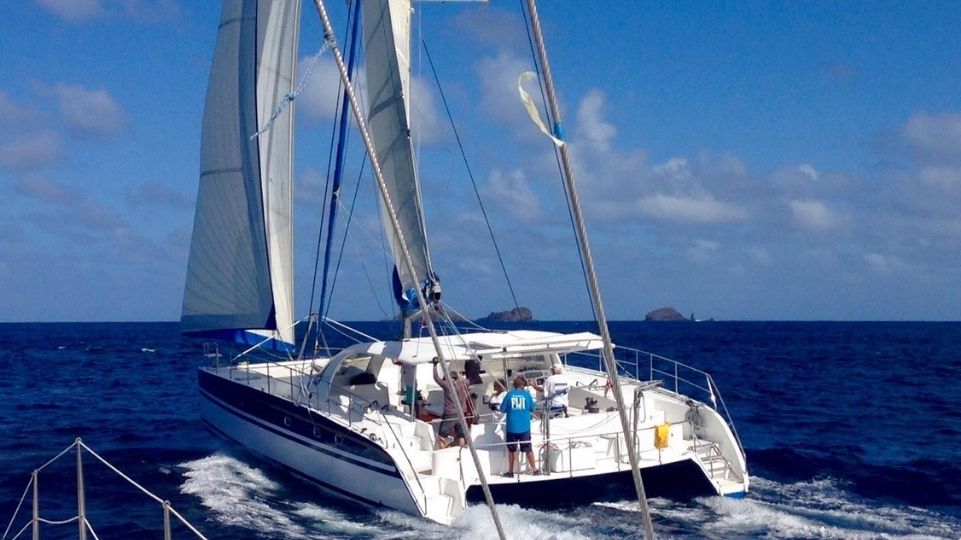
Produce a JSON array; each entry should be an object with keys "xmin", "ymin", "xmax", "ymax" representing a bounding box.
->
[
  {"xmin": 363, "ymin": 0, "xmax": 438, "ymax": 312},
  {"xmin": 181, "ymin": 0, "xmax": 301, "ymax": 345}
]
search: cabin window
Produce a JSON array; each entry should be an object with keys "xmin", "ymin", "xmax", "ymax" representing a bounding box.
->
[{"xmin": 331, "ymin": 354, "xmax": 374, "ymax": 385}]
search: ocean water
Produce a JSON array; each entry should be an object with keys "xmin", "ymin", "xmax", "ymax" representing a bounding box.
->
[{"xmin": 1, "ymin": 321, "xmax": 959, "ymax": 539}]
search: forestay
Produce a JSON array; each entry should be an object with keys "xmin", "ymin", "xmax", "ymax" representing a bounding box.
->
[{"xmin": 181, "ymin": 0, "xmax": 301, "ymax": 345}]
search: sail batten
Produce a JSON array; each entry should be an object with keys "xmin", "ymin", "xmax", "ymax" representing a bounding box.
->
[{"xmin": 182, "ymin": 0, "xmax": 300, "ymax": 345}]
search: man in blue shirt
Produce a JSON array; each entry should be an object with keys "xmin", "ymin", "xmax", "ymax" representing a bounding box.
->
[{"xmin": 499, "ymin": 376, "xmax": 539, "ymax": 477}]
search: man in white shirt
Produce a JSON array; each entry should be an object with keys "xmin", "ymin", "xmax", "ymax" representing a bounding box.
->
[{"xmin": 542, "ymin": 365, "xmax": 569, "ymax": 418}]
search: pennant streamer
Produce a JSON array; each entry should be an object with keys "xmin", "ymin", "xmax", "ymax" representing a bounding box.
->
[{"xmin": 517, "ymin": 71, "xmax": 565, "ymax": 147}]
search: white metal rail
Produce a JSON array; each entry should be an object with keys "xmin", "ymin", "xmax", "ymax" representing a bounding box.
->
[{"xmin": 2, "ymin": 439, "xmax": 206, "ymax": 540}]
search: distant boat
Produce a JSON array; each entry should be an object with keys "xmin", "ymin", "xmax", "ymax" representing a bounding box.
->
[{"xmin": 181, "ymin": 0, "xmax": 748, "ymax": 525}]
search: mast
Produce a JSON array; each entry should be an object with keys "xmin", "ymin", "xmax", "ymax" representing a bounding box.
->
[
  {"xmin": 316, "ymin": 0, "xmax": 362, "ymax": 326},
  {"xmin": 523, "ymin": 1, "xmax": 656, "ymax": 538},
  {"xmin": 307, "ymin": 2, "xmax": 507, "ymax": 538}
]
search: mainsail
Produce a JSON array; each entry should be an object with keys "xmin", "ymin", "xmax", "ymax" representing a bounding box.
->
[
  {"xmin": 363, "ymin": 0, "xmax": 438, "ymax": 312},
  {"xmin": 182, "ymin": 0, "xmax": 301, "ymax": 345}
]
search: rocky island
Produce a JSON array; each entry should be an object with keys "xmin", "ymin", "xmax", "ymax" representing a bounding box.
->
[
  {"xmin": 477, "ymin": 306, "xmax": 533, "ymax": 323},
  {"xmin": 644, "ymin": 306, "xmax": 688, "ymax": 321}
]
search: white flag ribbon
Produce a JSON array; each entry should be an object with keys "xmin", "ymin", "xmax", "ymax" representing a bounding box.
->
[{"xmin": 517, "ymin": 71, "xmax": 565, "ymax": 147}]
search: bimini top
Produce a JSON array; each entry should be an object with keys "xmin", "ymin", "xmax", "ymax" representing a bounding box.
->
[{"xmin": 337, "ymin": 330, "xmax": 607, "ymax": 365}]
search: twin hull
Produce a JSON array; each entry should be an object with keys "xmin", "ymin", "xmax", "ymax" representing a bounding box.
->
[{"xmin": 199, "ymin": 367, "xmax": 745, "ymax": 522}]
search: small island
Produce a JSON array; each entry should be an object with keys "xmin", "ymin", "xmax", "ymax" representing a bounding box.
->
[
  {"xmin": 644, "ymin": 306, "xmax": 687, "ymax": 321},
  {"xmin": 477, "ymin": 306, "xmax": 533, "ymax": 323}
]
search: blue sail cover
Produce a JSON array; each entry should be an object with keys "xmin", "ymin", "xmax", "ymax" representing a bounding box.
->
[{"xmin": 181, "ymin": 0, "xmax": 300, "ymax": 346}]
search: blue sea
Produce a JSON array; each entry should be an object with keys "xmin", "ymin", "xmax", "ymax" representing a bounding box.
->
[{"xmin": 2, "ymin": 321, "xmax": 959, "ymax": 539}]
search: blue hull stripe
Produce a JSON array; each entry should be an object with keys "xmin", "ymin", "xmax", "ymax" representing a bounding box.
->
[
  {"xmin": 200, "ymin": 387, "xmax": 399, "ymax": 476},
  {"xmin": 201, "ymin": 418, "xmax": 388, "ymax": 509}
]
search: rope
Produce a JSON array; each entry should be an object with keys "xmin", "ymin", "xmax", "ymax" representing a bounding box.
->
[
  {"xmin": 34, "ymin": 516, "xmax": 79, "ymax": 526},
  {"xmin": 6, "ymin": 521, "xmax": 31, "ymax": 540},
  {"xmin": 421, "ymin": 40, "xmax": 522, "ymax": 314},
  {"xmin": 250, "ymin": 44, "xmax": 330, "ymax": 140},
  {"xmin": 307, "ymin": 3, "xmax": 507, "ymax": 536},
  {"xmin": 80, "ymin": 442, "xmax": 165, "ymax": 504},
  {"xmin": 34, "ymin": 439, "xmax": 78, "ymax": 472},
  {"xmin": 1, "ymin": 477, "xmax": 32, "ymax": 539},
  {"xmin": 84, "ymin": 518, "xmax": 101, "ymax": 540}
]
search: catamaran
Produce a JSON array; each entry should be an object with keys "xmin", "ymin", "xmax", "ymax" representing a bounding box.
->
[{"xmin": 182, "ymin": 0, "xmax": 749, "ymax": 526}]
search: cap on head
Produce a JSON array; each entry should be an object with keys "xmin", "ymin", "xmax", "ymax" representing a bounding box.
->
[{"xmin": 552, "ymin": 365, "xmax": 562, "ymax": 374}]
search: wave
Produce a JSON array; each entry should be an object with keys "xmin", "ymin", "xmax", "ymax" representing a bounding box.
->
[
  {"xmin": 178, "ymin": 450, "xmax": 961, "ymax": 539},
  {"xmin": 599, "ymin": 475, "xmax": 960, "ymax": 539},
  {"xmin": 750, "ymin": 447, "xmax": 961, "ymax": 510}
]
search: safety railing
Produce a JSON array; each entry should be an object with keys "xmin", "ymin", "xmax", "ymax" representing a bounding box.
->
[
  {"xmin": 2, "ymin": 438, "xmax": 205, "ymax": 540},
  {"xmin": 565, "ymin": 345, "xmax": 745, "ymax": 462},
  {"xmin": 457, "ymin": 421, "xmax": 684, "ymax": 482}
]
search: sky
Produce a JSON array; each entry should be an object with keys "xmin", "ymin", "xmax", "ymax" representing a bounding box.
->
[{"xmin": 1, "ymin": 1, "xmax": 960, "ymax": 322}]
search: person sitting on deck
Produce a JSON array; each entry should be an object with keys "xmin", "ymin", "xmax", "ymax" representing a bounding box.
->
[
  {"xmin": 432, "ymin": 358, "xmax": 472, "ymax": 448},
  {"xmin": 500, "ymin": 376, "xmax": 539, "ymax": 477},
  {"xmin": 542, "ymin": 365, "xmax": 569, "ymax": 418}
]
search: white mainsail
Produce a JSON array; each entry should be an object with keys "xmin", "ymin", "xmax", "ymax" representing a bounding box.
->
[
  {"xmin": 182, "ymin": 0, "xmax": 301, "ymax": 345},
  {"xmin": 363, "ymin": 0, "xmax": 436, "ymax": 309}
]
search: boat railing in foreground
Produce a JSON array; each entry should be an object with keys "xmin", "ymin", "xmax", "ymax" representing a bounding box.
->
[
  {"xmin": 566, "ymin": 346, "xmax": 745, "ymax": 462},
  {"xmin": 2, "ymin": 438, "xmax": 206, "ymax": 540},
  {"xmin": 206, "ymin": 354, "xmax": 431, "ymax": 517}
]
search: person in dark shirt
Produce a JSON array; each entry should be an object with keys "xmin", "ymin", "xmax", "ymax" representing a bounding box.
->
[
  {"xmin": 432, "ymin": 358, "xmax": 472, "ymax": 448},
  {"xmin": 464, "ymin": 356, "xmax": 483, "ymax": 385}
]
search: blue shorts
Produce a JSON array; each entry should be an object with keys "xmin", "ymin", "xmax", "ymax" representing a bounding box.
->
[{"xmin": 505, "ymin": 431, "xmax": 531, "ymax": 453}]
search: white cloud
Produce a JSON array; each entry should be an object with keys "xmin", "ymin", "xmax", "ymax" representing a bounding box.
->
[
  {"xmin": 687, "ymin": 239, "xmax": 719, "ymax": 262},
  {"xmin": 0, "ymin": 91, "xmax": 37, "ymax": 125},
  {"xmin": 476, "ymin": 51, "xmax": 533, "ymax": 127},
  {"xmin": 919, "ymin": 164, "xmax": 961, "ymax": 193},
  {"xmin": 451, "ymin": 7, "xmax": 527, "ymax": 52},
  {"xmin": 294, "ymin": 167, "xmax": 328, "ymax": 207},
  {"xmin": 637, "ymin": 194, "xmax": 747, "ymax": 224},
  {"xmin": 408, "ymin": 76, "xmax": 444, "ymax": 146},
  {"xmin": 34, "ymin": 0, "xmax": 180, "ymax": 22},
  {"xmin": 13, "ymin": 174, "xmax": 76, "ymax": 204},
  {"xmin": 0, "ymin": 131, "xmax": 64, "ymax": 173},
  {"xmin": 296, "ymin": 56, "xmax": 342, "ymax": 122},
  {"xmin": 789, "ymin": 199, "xmax": 839, "ymax": 231},
  {"xmin": 798, "ymin": 163, "xmax": 818, "ymax": 181},
  {"xmin": 34, "ymin": 0, "xmax": 105, "ymax": 21},
  {"xmin": 52, "ymin": 83, "xmax": 126, "ymax": 138},
  {"xmin": 576, "ymin": 90, "xmax": 617, "ymax": 152},
  {"xmin": 296, "ymin": 54, "xmax": 442, "ymax": 145},
  {"xmin": 902, "ymin": 111, "xmax": 961, "ymax": 160},
  {"xmin": 749, "ymin": 246, "xmax": 773, "ymax": 266},
  {"xmin": 864, "ymin": 252, "xmax": 905, "ymax": 274},
  {"xmin": 487, "ymin": 168, "xmax": 540, "ymax": 221}
]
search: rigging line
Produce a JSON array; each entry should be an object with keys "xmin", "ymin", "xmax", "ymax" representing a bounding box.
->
[
  {"xmin": 421, "ymin": 39, "xmax": 522, "ymax": 314},
  {"xmin": 317, "ymin": 0, "xmax": 363, "ymax": 339},
  {"xmin": 322, "ymin": 152, "xmax": 378, "ymax": 322},
  {"xmin": 308, "ymin": 0, "xmax": 359, "ymax": 322},
  {"xmin": 518, "ymin": 0, "xmax": 597, "ymax": 324},
  {"xmin": 306, "ymin": 70, "xmax": 344, "ymax": 320}
]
